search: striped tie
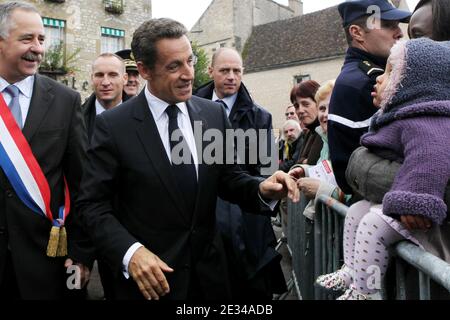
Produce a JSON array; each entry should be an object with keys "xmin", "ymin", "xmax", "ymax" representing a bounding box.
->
[{"xmin": 4, "ymin": 85, "xmax": 22, "ymax": 129}]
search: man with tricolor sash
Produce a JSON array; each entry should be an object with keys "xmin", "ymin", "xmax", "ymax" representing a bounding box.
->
[{"xmin": 0, "ymin": 2, "xmax": 91, "ymax": 299}]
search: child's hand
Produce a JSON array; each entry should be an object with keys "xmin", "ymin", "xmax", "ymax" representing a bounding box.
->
[{"xmin": 400, "ymin": 215, "xmax": 432, "ymax": 230}]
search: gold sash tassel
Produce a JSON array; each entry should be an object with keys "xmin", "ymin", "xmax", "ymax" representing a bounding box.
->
[
  {"xmin": 57, "ymin": 226, "xmax": 68, "ymax": 257},
  {"xmin": 46, "ymin": 226, "xmax": 60, "ymax": 257}
]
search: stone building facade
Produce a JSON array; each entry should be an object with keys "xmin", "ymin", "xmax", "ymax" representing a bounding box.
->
[
  {"xmin": 244, "ymin": 59, "xmax": 345, "ymax": 132},
  {"xmin": 22, "ymin": 0, "xmax": 151, "ymax": 100},
  {"xmin": 189, "ymin": 0, "xmax": 303, "ymax": 58}
]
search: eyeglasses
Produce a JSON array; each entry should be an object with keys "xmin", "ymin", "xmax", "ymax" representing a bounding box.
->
[{"xmin": 285, "ymin": 112, "xmax": 296, "ymax": 117}]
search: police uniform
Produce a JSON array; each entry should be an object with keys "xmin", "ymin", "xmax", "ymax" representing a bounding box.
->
[
  {"xmin": 327, "ymin": 0, "xmax": 411, "ymax": 194},
  {"xmin": 115, "ymin": 49, "xmax": 138, "ymax": 74},
  {"xmin": 115, "ymin": 49, "xmax": 140, "ymax": 100}
]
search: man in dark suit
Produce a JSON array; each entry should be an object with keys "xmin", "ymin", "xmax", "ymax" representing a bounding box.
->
[
  {"xmin": 77, "ymin": 18, "xmax": 298, "ymax": 300},
  {"xmin": 195, "ymin": 48, "xmax": 286, "ymax": 300},
  {"xmin": 82, "ymin": 53, "xmax": 128, "ymax": 300},
  {"xmin": 0, "ymin": 2, "xmax": 90, "ymax": 299}
]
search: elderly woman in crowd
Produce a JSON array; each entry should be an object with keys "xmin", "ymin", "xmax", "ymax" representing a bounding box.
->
[{"xmin": 289, "ymin": 80, "xmax": 348, "ymax": 219}]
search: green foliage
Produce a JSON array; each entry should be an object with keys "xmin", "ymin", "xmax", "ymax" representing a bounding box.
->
[
  {"xmin": 192, "ymin": 42, "xmax": 210, "ymax": 90},
  {"xmin": 104, "ymin": 0, "xmax": 124, "ymax": 14},
  {"xmin": 40, "ymin": 42, "xmax": 81, "ymax": 74}
]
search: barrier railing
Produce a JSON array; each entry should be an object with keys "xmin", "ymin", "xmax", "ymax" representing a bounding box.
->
[{"xmin": 286, "ymin": 194, "xmax": 450, "ymax": 300}]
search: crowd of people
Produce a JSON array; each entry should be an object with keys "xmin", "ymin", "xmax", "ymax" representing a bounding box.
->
[
  {"xmin": 277, "ymin": 0, "xmax": 450, "ymax": 300},
  {"xmin": 0, "ymin": 0, "xmax": 448, "ymax": 301}
]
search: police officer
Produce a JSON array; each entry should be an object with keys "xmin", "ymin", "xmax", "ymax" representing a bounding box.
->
[
  {"xmin": 327, "ymin": 0, "xmax": 411, "ymax": 195},
  {"xmin": 115, "ymin": 49, "xmax": 141, "ymax": 99}
]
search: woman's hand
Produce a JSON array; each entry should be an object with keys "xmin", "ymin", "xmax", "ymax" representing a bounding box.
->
[
  {"xmin": 288, "ymin": 167, "xmax": 305, "ymax": 181},
  {"xmin": 298, "ymin": 177, "xmax": 320, "ymax": 199}
]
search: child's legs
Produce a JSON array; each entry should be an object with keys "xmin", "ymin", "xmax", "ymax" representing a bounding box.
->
[
  {"xmin": 343, "ymin": 200, "xmax": 372, "ymax": 271},
  {"xmin": 352, "ymin": 208, "xmax": 404, "ymax": 295}
]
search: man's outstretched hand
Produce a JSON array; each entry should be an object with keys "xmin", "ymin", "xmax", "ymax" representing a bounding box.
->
[
  {"xmin": 259, "ymin": 170, "xmax": 300, "ymax": 203},
  {"xmin": 129, "ymin": 247, "xmax": 174, "ymax": 300}
]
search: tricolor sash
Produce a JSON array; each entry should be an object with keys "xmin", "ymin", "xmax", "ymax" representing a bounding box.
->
[{"xmin": 0, "ymin": 93, "xmax": 70, "ymax": 257}]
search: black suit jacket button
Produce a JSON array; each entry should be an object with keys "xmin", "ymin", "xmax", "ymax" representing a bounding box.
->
[
  {"xmin": 184, "ymin": 264, "xmax": 190, "ymax": 270},
  {"xmin": 0, "ymin": 227, "xmax": 5, "ymax": 235},
  {"xmin": 5, "ymin": 190, "xmax": 13, "ymax": 198}
]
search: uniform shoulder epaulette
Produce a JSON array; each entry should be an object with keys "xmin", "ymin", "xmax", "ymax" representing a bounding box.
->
[{"xmin": 358, "ymin": 60, "xmax": 384, "ymax": 78}]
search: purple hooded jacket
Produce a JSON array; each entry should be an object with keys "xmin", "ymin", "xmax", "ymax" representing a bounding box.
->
[{"xmin": 361, "ymin": 39, "xmax": 450, "ymax": 225}]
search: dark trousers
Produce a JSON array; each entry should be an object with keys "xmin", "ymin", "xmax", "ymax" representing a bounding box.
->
[
  {"xmin": 187, "ymin": 268, "xmax": 204, "ymax": 301},
  {"xmin": 98, "ymin": 259, "xmax": 115, "ymax": 300},
  {"xmin": 0, "ymin": 251, "xmax": 20, "ymax": 300}
]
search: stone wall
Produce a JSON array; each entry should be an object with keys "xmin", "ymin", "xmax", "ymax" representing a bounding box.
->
[
  {"xmin": 189, "ymin": 0, "xmax": 297, "ymax": 60},
  {"xmin": 188, "ymin": 0, "xmax": 234, "ymax": 59},
  {"xmin": 27, "ymin": 0, "xmax": 151, "ymax": 100},
  {"xmin": 243, "ymin": 57, "xmax": 345, "ymax": 131},
  {"xmin": 253, "ymin": 0, "xmax": 294, "ymax": 26}
]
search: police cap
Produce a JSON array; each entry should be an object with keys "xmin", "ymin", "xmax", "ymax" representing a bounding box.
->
[
  {"xmin": 338, "ymin": 0, "xmax": 411, "ymax": 27},
  {"xmin": 115, "ymin": 49, "xmax": 138, "ymax": 73}
]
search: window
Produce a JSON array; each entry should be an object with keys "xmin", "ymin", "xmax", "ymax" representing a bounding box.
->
[
  {"xmin": 294, "ymin": 74, "xmax": 311, "ymax": 84},
  {"xmin": 101, "ymin": 27, "xmax": 125, "ymax": 53},
  {"xmin": 42, "ymin": 17, "xmax": 65, "ymax": 51}
]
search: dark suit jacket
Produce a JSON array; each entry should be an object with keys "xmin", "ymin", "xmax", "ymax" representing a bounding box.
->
[
  {"xmin": 82, "ymin": 92, "xmax": 133, "ymax": 141},
  {"xmin": 82, "ymin": 93, "xmax": 97, "ymax": 141},
  {"xmin": 0, "ymin": 74, "xmax": 89, "ymax": 299},
  {"xmin": 77, "ymin": 91, "xmax": 265, "ymax": 300},
  {"xmin": 195, "ymin": 81, "xmax": 285, "ymax": 297}
]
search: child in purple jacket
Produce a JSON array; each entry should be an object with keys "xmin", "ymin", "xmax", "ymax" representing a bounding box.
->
[{"xmin": 315, "ymin": 38, "xmax": 450, "ymax": 300}]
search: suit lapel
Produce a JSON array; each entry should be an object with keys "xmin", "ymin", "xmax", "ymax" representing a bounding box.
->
[
  {"xmin": 22, "ymin": 75, "xmax": 54, "ymax": 142},
  {"xmin": 133, "ymin": 92, "xmax": 191, "ymax": 223}
]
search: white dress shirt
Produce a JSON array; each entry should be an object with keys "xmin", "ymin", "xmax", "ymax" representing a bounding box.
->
[
  {"xmin": 122, "ymin": 86, "xmax": 200, "ymax": 278},
  {"xmin": 0, "ymin": 76, "xmax": 34, "ymax": 127},
  {"xmin": 212, "ymin": 91, "xmax": 237, "ymax": 117},
  {"xmin": 145, "ymin": 87, "xmax": 199, "ymax": 176},
  {"xmin": 95, "ymin": 99, "xmax": 122, "ymax": 116}
]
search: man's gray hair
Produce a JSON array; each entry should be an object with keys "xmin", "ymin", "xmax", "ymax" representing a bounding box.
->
[
  {"xmin": 131, "ymin": 18, "xmax": 187, "ymax": 69},
  {"xmin": 282, "ymin": 119, "xmax": 301, "ymax": 139},
  {"xmin": 0, "ymin": 2, "xmax": 39, "ymax": 39}
]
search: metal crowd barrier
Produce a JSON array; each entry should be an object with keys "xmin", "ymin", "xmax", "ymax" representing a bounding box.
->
[{"xmin": 285, "ymin": 194, "xmax": 450, "ymax": 300}]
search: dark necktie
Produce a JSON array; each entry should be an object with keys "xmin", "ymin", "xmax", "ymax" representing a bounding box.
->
[
  {"xmin": 216, "ymin": 99, "xmax": 229, "ymax": 114},
  {"xmin": 4, "ymin": 85, "xmax": 22, "ymax": 129},
  {"xmin": 165, "ymin": 105, "xmax": 198, "ymax": 215}
]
